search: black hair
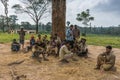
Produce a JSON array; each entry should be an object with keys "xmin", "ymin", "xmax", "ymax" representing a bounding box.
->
[
  {"xmin": 38, "ymin": 34, "xmax": 41, "ymax": 37},
  {"xmin": 54, "ymin": 33, "xmax": 57, "ymax": 36},
  {"xmin": 64, "ymin": 40, "xmax": 70, "ymax": 45},
  {"xmin": 106, "ymin": 45, "xmax": 112, "ymax": 50},
  {"xmin": 70, "ymin": 25, "xmax": 73, "ymax": 27},
  {"xmin": 13, "ymin": 39, "xmax": 16, "ymax": 42},
  {"xmin": 81, "ymin": 38, "xmax": 86, "ymax": 42}
]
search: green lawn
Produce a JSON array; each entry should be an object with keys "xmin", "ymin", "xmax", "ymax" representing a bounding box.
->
[{"xmin": 0, "ymin": 33, "xmax": 120, "ymax": 48}]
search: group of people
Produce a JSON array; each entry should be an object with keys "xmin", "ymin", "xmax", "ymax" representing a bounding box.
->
[{"xmin": 11, "ymin": 25, "xmax": 116, "ymax": 72}]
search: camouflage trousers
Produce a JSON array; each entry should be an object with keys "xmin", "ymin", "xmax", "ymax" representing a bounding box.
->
[{"xmin": 97, "ymin": 55, "xmax": 113, "ymax": 71}]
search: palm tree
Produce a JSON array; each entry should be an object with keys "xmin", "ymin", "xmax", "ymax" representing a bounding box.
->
[{"xmin": 76, "ymin": 9, "xmax": 94, "ymax": 35}]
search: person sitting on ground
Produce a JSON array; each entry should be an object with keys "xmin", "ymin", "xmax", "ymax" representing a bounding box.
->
[
  {"xmin": 42, "ymin": 35, "xmax": 49, "ymax": 46},
  {"xmin": 54, "ymin": 33, "xmax": 61, "ymax": 44},
  {"xmin": 36, "ymin": 34, "xmax": 42, "ymax": 43},
  {"xmin": 46, "ymin": 37, "xmax": 58, "ymax": 57},
  {"xmin": 94, "ymin": 46, "xmax": 116, "ymax": 71},
  {"xmin": 59, "ymin": 40, "xmax": 77, "ymax": 63},
  {"xmin": 35, "ymin": 34, "xmax": 46, "ymax": 51},
  {"xmin": 77, "ymin": 38, "xmax": 88, "ymax": 57},
  {"xmin": 11, "ymin": 39, "xmax": 20, "ymax": 52},
  {"xmin": 32, "ymin": 43, "xmax": 49, "ymax": 63},
  {"xmin": 54, "ymin": 33, "xmax": 61, "ymax": 56},
  {"xmin": 42, "ymin": 35, "xmax": 47, "ymax": 42},
  {"xmin": 23, "ymin": 35, "xmax": 36, "ymax": 53},
  {"xmin": 30, "ymin": 35, "xmax": 35, "ymax": 49}
]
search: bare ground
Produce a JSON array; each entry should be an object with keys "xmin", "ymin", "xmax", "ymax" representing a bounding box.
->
[{"xmin": 0, "ymin": 43, "xmax": 120, "ymax": 80}]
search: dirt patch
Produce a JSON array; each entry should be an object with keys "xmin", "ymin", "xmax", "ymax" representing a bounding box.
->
[{"xmin": 0, "ymin": 44, "xmax": 120, "ymax": 80}]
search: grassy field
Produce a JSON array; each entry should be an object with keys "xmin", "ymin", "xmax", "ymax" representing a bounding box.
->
[
  {"xmin": 0, "ymin": 33, "xmax": 120, "ymax": 48},
  {"xmin": 83, "ymin": 34, "xmax": 120, "ymax": 48}
]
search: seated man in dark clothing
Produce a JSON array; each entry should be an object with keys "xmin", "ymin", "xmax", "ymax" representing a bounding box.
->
[
  {"xmin": 77, "ymin": 38, "xmax": 88, "ymax": 57},
  {"xmin": 32, "ymin": 43, "xmax": 49, "ymax": 63},
  {"xmin": 11, "ymin": 39, "xmax": 20, "ymax": 52}
]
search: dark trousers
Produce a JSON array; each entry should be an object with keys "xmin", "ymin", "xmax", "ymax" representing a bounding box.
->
[
  {"xmin": 68, "ymin": 40, "xmax": 74, "ymax": 49},
  {"xmin": 77, "ymin": 49, "xmax": 88, "ymax": 57}
]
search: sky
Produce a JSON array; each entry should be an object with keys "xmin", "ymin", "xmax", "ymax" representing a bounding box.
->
[{"xmin": 0, "ymin": 0, "xmax": 120, "ymax": 27}]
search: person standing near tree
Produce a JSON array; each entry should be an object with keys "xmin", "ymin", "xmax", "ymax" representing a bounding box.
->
[
  {"xmin": 73, "ymin": 25, "xmax": 80, "ymax": 42},
  {"xmin": 66, "ymin": 25, "xmax": 74, "ymax": 49},
  {"xmin": 18, "ymin": 27, "xmax": 25, "ymax": 50}
]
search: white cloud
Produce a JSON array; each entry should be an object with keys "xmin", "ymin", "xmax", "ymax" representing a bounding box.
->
[{"xmin": 0, "ymin": 0, "xmax": 119, "ymax": 27}]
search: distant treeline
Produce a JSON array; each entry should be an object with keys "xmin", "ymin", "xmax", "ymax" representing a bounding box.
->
[
  {"xmin": 78, "ymin": 26, "xmax": 120, "ymax": 36},
  {"xmin": 0, "ymin": 19, "xmax": 120, "ymax": 36}
]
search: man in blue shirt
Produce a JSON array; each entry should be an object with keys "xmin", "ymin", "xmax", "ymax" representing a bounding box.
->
[{"xmin": 66, "ymin": 25, "xmax": 74, "ymax": 49}]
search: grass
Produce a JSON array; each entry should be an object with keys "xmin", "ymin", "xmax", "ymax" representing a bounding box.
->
[
  {"xmin": 0, "ymin": 33, "xmax": 120, "ymax": 48},
  {"xmin": 82, "ymin": 34, "xmax": 120, "ymax": 48}
]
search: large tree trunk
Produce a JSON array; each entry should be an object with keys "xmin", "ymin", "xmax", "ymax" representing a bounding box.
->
[{"xmin": 52, "ymin": 0, "xmax": 66, "ymax": 41}]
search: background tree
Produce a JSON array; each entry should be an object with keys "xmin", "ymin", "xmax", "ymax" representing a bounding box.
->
[
  {"xmin": 9, "ymin": 15, "xmax": 18, "ymax": 30},
  {"xmin": 12, "ymin": 0, "xmax": 51, "ymax": 33},
  {"xmin": 66, "ymin": 21, "xmax": 70, "ymax": 27},
  {"xmin": 46, "ymin": 22, "xmax": 52, "ymax": 32},
  {"xmin": 0, "ymin": 0, "xmax": 9, "ymax": 32},
  {"xmin": 76, "ymin": 9, "xmax": 94, "ymax": 35},
  {"xmin": 52, "ymin": 0, "xmax": 66, "ymax": 40},
  {"xmin": 0, "ymin": 15, "xmax": 5, "ymax": 32},
  {"xmin": 21, "ymin": 21, "xmax": 31, "ymax": 30}
]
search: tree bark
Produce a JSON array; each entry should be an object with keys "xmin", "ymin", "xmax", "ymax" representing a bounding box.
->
[
  {"xmin": 36, "ymin": 20, "xmax": 39, "ymax": 34},
  {"xmin": 52, "ymin": 0, "xmax": 66, "ymax": 41}
]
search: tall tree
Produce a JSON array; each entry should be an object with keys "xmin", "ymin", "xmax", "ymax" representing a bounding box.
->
[
  {"xmin": 0, "ymin": 0, "xmax": 9, "ymax": 32},
  {"xmin": 0, "ymin": 15, "xmax": 5, "ymax": 32},
  {"xmin": 9, "ymin": 15, "xmax": 18, "ymax": 30},
  {"xmin": 66, "ymin": 21, "xmax": 70, "ymax": 27},
  {"xmin": 52, "ymin": 0, "xmax": 66, "ymax": 40},
  {"xmin": 76, "ymin": 9, "xmax": 94, "ymax": 34},
  {"xmin": 12, "ymin": 0, "xmax": 51, "ymax": 33},
  {"xmin": 21, "ymin": 21, "xmax": 31, "ymax": 30}
]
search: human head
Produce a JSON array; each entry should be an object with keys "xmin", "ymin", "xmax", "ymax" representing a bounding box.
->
[
  {"xmin": 20, "ymin": 27, "xmax": 24, "ymax": 31},
  {"xmin": 74, "ymin": 25, "xmax": 77, "ymax": 29},
  {"xmin": 106, "ymin": 45, "xmax": 112, "ymax": 53},
  {"xmin": 13, "ymin": 39, "xmax": 16, "ymax": 43},
  {"xmin": 70, "ymin": 25, "xmax": 73, "ymax": 30},
  {"xmin": 45, "ymin": 35, "xmax": 47, "ymax": 38},
  {"xmin": 54, "ymin": 33, "xmax": 57, "ymax": 37},
  {"xmin": 54, "ymin": 33, "xmax": 58, "ymax": 39},
  {"xmin": 64, "ymin": 40, "xmax": 70, "ymax": 47},
  {"xmin": 38, "ymin": 34, "xmax": 41, "ymax": 38},
  {"xmin": 31, "ymin": 35, "xmax": 34, "ymax": 39},
  {"xmin": 81, "ymin": 38, "xmax": 86, "ymax": 44}
]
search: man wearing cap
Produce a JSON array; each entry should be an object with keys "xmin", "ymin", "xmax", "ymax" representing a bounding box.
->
[
  {"xmin": 94, "ymin": 46, "xmax": 116, "ymax": 71},
  {"xmin": 18, "ymin": 27, "xmax": 26, "ymax": 50}
]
